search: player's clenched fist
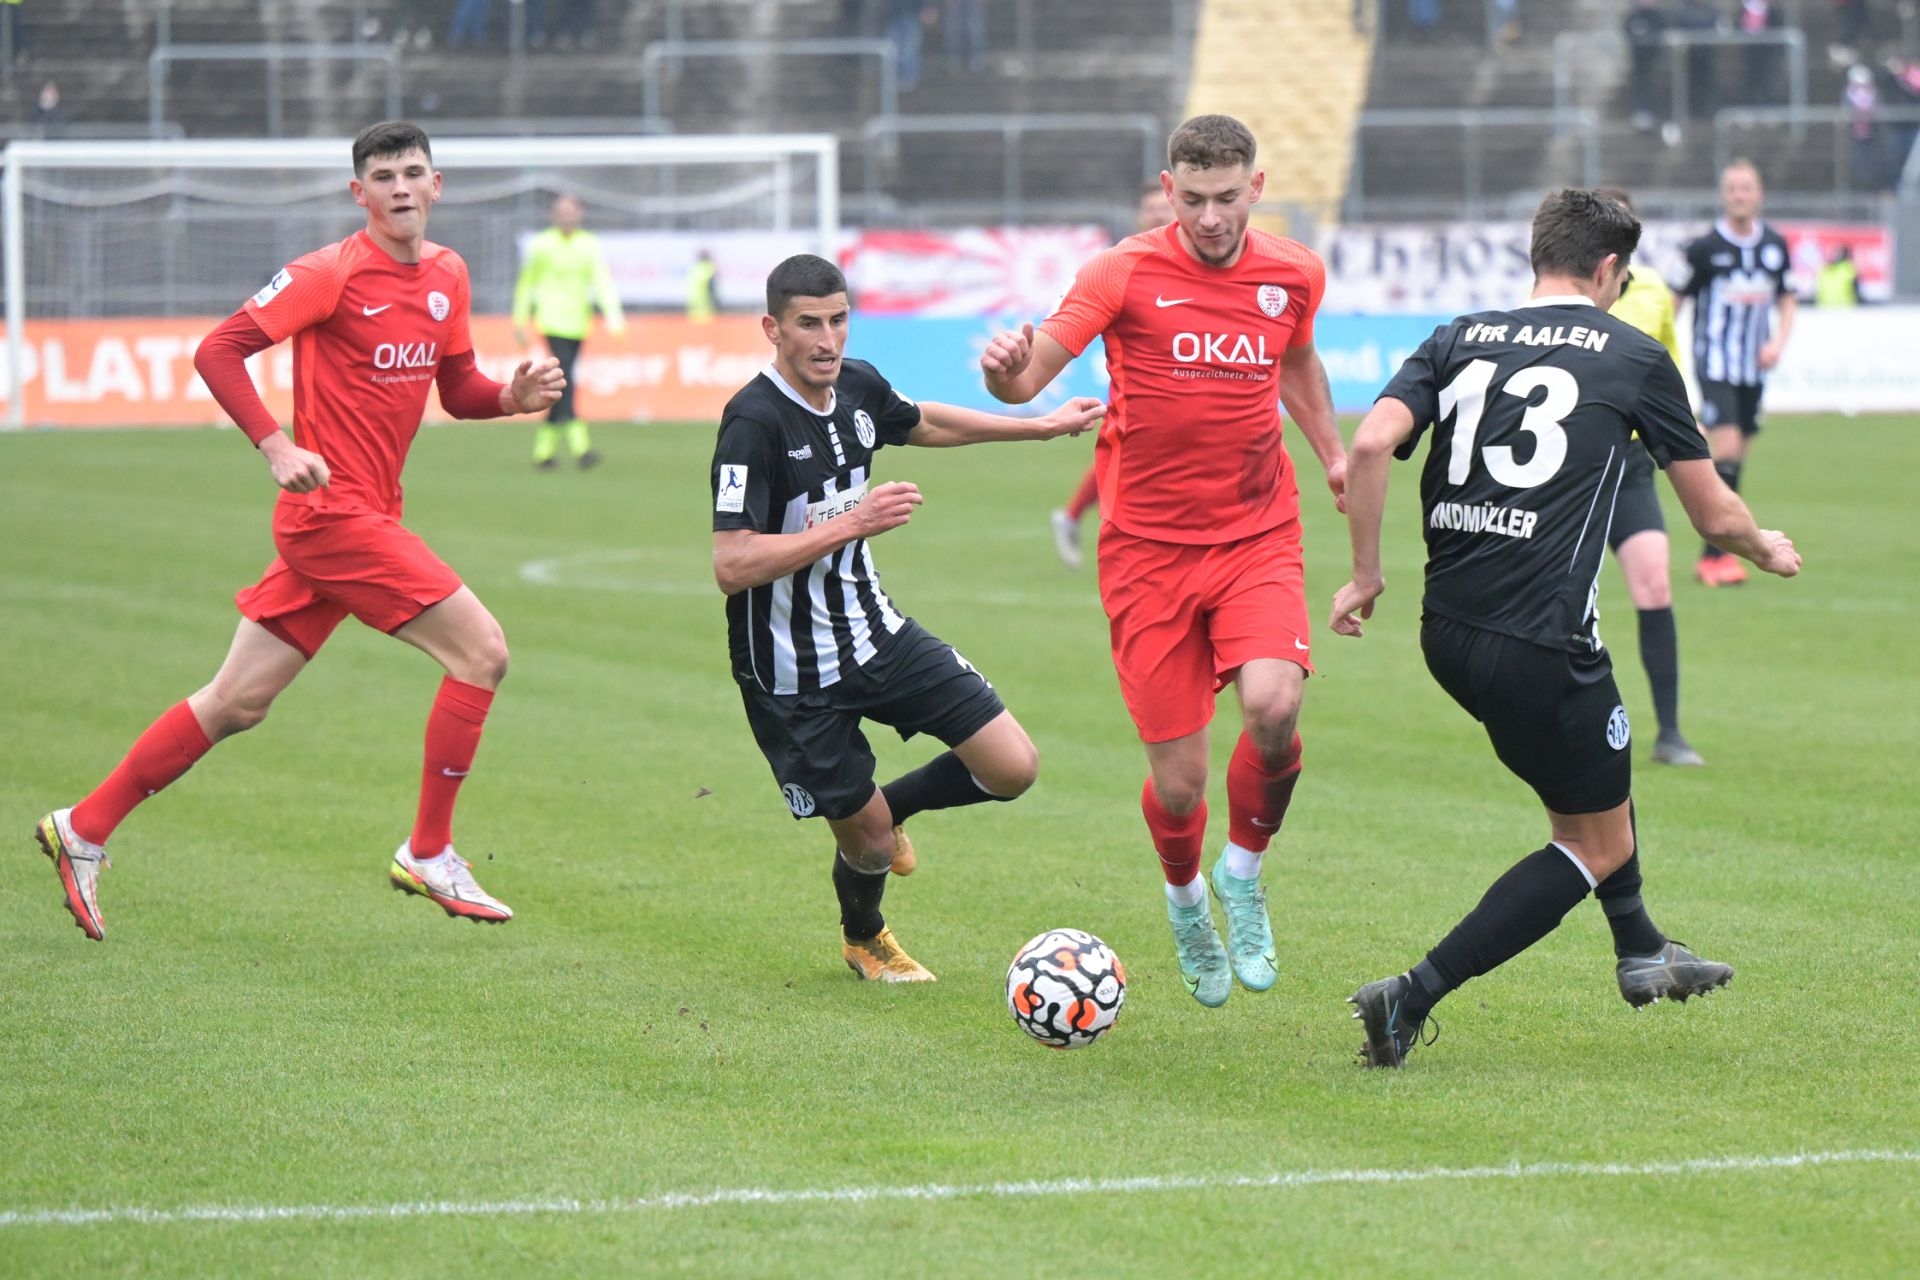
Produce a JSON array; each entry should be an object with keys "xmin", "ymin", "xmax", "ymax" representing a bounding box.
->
[
  {"xmin": 1754, "ymin": 530, "xmax": 1801, "ymax": 578},
  {"xmin": 503, "ymin": 356, "xmax": 566, "ymax": 414},
  {"xmin": 980, "ymin": 323, "xmax": 1035, "ymax": 379},
  {"xmin": 1328, "ymin": 577, "xmax": 1383, "ymax": 638},
  {"xmin": 853, "ymin": 480, "xmax": 924, "ymax": 537},
  {"xmin": 257, "ymin": 431, "xmax": 332, "ymax": 493},
  {"xmin": 1039, "ymin": 397, "xmax": 1106, "ymax": 439}
]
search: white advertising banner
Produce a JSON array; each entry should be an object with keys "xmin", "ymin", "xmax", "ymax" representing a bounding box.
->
[
  {"xmin": 1321, "ymin": 220, "xmax": 1893, "ymax": 313},
  {"xmin": 1760, "ymin": 307, "xmax": 1920, "ymax": 413}
]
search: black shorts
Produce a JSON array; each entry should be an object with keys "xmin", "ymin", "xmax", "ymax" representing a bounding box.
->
[
  {"xmin": 1698, "ymin": 380, "xmax": 1764, "ymax": 437},
  {"xmin": 738, "ymin": 619, "xmax": 1008, "ymax": 822},
  {"xmin": 1606, "ymin": 450, "xmax": 1666, "ymax": 550},
  {"xmin": 1421, "ymin": 614, "xmax": 1632, "ymax": 815},
  {"xmin": 542, "ymin": 333, "xmax": 582, "ymax": 424}
]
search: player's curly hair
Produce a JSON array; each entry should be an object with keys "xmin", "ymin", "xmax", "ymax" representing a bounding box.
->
[
  {"xmin": 1530, "ymin": 188, "xmax": 1641, "ymax": 281},
  {"xmin": 766, "ymin": 254, "xmax": 848, "ymax": 317},
  {"xmin": 1168, "ymin": 115, "xmax": 1256, "ymax": 171},
  {"xmin": 352, "ymin": 121, "xmax": 433, "ymax": 176}
]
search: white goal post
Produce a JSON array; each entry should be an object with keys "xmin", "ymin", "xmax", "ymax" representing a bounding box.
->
[{"xmin": 1, "ymin": 133, "xmax": 840, "ymax": 428}]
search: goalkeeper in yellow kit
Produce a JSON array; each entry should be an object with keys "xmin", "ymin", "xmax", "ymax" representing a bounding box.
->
[{"xmin": 513, "ymin": 194, "xmax": 625, "ymax": 468}]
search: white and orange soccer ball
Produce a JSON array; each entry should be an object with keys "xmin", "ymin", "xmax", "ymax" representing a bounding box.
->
[{"xmin": 1006, "ymin": 929, "xmax": 1126, "ymax": 1049}]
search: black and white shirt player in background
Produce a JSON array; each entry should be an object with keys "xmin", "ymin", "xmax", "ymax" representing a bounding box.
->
[
  {"xmin": 1673, "ymin": 159, "xmax": 1797, "ymax": 587},
  {"xmin": 1328, "ymin": 189, "xmax": 1802, "ymax": 1068},
  {"xmin": 711, "ymin": 254, "xmax": 1104, "ymax": 984}
]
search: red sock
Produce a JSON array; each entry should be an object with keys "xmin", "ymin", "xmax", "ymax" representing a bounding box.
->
[
  {"xmin": 70, "ymin": 701, "xmax": 214, "ymax": 846},
  {"xmin": 1226, "ymin": 730, "xmax": 1303, "ymax": 853},
  {"xmin": 1141, "ymin": 778, "xmax": 1207, "ymax": 887},
  {"xmin": 411, "ymin": 677, "xmax": 495, "ymax": 857},
  {"xmin": 1065, "ymin": 466, "xmax": 1100, "ymax": 521}
]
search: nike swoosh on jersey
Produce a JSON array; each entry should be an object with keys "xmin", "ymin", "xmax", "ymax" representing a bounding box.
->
[
  {"xmin": 1154, "ymin": 296, "xmax": 1194, "ymax": 308},
  {"xmin": 363, "ymin": 304, "xmax": 393, "ymax": 316}
]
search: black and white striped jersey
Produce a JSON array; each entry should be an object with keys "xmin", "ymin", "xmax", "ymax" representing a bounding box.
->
[
  {"xmin": 711, "ymin": 359, "xmax": 923, "ymax": 695},
  {"xmin": 1378, "ymin": 297, "xmax": 1712, "ymax": 654},
  {"xmin": 1674, "ymin": 220, "xmax": 1791, "ymax": 387}
]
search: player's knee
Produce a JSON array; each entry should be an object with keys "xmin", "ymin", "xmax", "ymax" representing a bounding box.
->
[
  {"xmin": 464, "ymin": 633, "xmax": 510, "ymax": 688},
  {"xmin": 843, "ymin": 836, "xmax": 895, "ymax": 875},
  {"xmin": 199, "ymin": 686, "xmax": 272, "ymax": 738},
  {"xmin": 1242, "ymin": 701, "xmax": 1301, "ymax": 758},
  {"xmin": 978, "ymin": 732, "xmax": 1039, "ymax": 798},
  {"xmin": 1153, "ymin": 775, "xmax": 1207, "ymax": 817},
  {"xmin": 1633, "ymin": 578, "xmax": 1673, "ymax": 611}
]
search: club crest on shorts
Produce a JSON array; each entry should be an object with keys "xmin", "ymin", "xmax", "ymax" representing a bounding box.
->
[
  {"xmin": 1606, "ymin": 705, "xmax": 1631, "ymax": 751},
  {"xmin": 853, "ymin": 409, "xmax": 877, "ymax": 449},
  {"xmin": 1256, "ymin": 284, "xmax": 1289, "ymax": 318},
  {"xmin": 427, "ymin": 290, "xmax": 451, "ymax": 322},
  {"xmin": 782, "ymin": 783, "xmax": 816, "ymax": 817}
]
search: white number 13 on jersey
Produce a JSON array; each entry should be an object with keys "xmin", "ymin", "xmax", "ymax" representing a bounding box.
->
[{"xmin": 1437, "ymin": 359, "xmax": 1577, "ymax": 489}]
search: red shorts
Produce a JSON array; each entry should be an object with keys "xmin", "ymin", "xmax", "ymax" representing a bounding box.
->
[
  {"xmin": 1097, "ymin": 520, "xmax": 1312, "ymax": 743},
  {"xmin": 234, "ymin": 506, "xmax": 463, "ymax": 659}
]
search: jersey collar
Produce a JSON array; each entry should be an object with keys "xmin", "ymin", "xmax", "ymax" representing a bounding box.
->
[
  {"xmin": 764, "ymin": 363, "xmax": 836, "ymax": 417},
  {"xmin": 1518, "ymin": 295, "xmax": 1597, "ymax": 309},
  {"xmin": 1715, "ymin": 218, "xmax": 1767, "ymax": 248}
]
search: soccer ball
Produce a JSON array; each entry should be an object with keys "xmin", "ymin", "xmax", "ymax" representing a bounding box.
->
[{"xmin": 1005, "ymin": 929, "xmax": 1126, "ymax": 1049}]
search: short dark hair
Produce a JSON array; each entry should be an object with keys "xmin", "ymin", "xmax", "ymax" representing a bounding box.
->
[
  {"xmin": 352, "ymin": 121, "xmax": 433, "ymax": 177},
  {"xmin": 766, "ymin": 253, "xmax": 848, "ymax": 316},
  {"xmin": 1168, "ymin": 115, "xmax": 1257, "ymax": 171},
  {"xmin": 1594, "ymin": 185, "xmax": 1635, "ymax": 213},
  {"xmin": 1530, "ymin": 188, "xmax": 1641, "ymax": 280}
]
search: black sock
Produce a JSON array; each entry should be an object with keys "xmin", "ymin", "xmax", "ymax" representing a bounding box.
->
[
  {"xmin": 1595, "ymin": 809, "xmax": 1668, "ymax": 957},
  {"xmin": 832, "ymin": 849, "xmax": 888, "ymax": 941},
  {"xmin": 1703, "ymin": 460, "xmax": 1743, "ymax": 557},
  {"xmin": 881, "ymin": 751, "xmax": 1005, "ymax": 825},
  {"xmin": 1415, "ymin": 845, "xmax": 1595, "ymax": 1009},
  {"xmin": 1637, "ymin": 607, "xmax": 1681, "ymax": 736}
]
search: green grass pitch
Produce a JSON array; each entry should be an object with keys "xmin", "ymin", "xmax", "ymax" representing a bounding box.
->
[{"xmin": 1, "ymin": 415, "xmax": 1915, "ymax": 1277}]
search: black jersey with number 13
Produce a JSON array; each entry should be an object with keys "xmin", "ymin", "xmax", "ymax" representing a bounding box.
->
[{"xmin": 1378, "ymin": 297, "xmax": 1710, "ymax": 654}]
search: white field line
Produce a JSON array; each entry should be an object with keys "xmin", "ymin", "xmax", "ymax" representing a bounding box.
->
[{"xmin": 3, "ymin": 1149, "xmax": 1915, "ymax": 1231}]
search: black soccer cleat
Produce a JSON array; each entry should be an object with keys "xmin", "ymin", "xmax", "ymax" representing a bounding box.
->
[
  {"xmin": 1616, "ymin": 940, "xmax": 1733, "ymax": 1008},
  {"xmin": 1348, "ymin": 974, "xmax": 1436, "ymax": 1068}
]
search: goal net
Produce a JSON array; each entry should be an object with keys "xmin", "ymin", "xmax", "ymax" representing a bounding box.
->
[{"xmin": 1, "ymin": 134, "xmax": 839, "ymax": 427}]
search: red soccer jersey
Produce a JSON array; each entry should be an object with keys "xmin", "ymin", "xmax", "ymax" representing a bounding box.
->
[
  {"xmin": 244, "ymin": 230, "xmax": 475, "ymax": 516},
  {"xmin": 1041, "ymin": 223, "xmax": 1325, "ymax": 545}
]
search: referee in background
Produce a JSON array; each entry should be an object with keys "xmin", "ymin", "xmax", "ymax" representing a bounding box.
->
[{"xmin": 513, "ymin": 193, "xmax": 625, "ymax": 469}]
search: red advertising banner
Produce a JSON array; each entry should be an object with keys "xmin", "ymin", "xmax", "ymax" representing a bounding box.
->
[
  {"xmin": 842, "ymin": 226, "xmax": 1112, "ymax": 317},
  {"xmin": 0, "ymin": 315, "xmax": 770, "ymax": 428}
]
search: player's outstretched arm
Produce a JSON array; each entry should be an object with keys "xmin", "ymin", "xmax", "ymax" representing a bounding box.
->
[
  {"xmin": 712, "ymin": 481, "xmax": 924, "ymax": 595},
  {"xmin": 1666, "ymin": 459, "xmax": 1802, "ymax": 577},
  {"xmin": 1329, "ymin": 397, "xmax": 1418, "ymax": 637},
  {"xmin": 1279, "ymin": 342, "xmax": 1350, "ymax": 512},
  {"xmin": 907, "ymin": 397, "xmax": 1104, "ymax": 448},
  {"xmin": 980, "ymin": 324, "xmax": 1076, "ymax": 406}
]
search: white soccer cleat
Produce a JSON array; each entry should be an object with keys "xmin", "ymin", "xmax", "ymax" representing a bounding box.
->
[
  {"xmin": 35, "ymin": 808, "xmax": 108, "ymax": 941},
  {"xmin": 389, "ymin": 840, "xmax": 513, "ymax": 923},
  {"xmin": 1049, "ymin": 507, "xmax": 1084, "ymax": 570}
]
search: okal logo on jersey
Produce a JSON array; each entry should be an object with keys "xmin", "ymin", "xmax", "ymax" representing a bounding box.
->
[
  {"xmin": 427, "ymin": 290, "xmax": 451, "ymax": 322},
  {"xmin": 1256, "ymin": 284, "xmax": 1289, "ymax": 318},
  {"xmin": 852, "ymin": 409, "xmax": 877, "ymax": 449},
  {"xmin": 1171, "ymin": 332, "xmax": 1277, "ymax": 367},
  {"xmin": 1606, "ymin": 705, "xmax": 1631, "ymax": 751},
  {"xmin": 783, "ymin": 784, "xmax": 816, "ymax": 817},
  {"xmin": 373, "ymin": 342, "xmax": 438, "ymax": 370}
]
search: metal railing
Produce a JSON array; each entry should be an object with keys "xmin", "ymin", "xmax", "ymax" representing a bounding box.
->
[
  {"xmin": 641, "ymin": 38, "xmax": 899, "ymax": 125},
  {"xmin": 1715, "ymin": 105, "xmax": 1920, "ymax": 192},
  {"xmin": 860, "ymin": 113, "xmax": 1161, "ymax": 225},
  {"xmin": 1554, "ymin": 29, "xmax": 1806, "ymax": 131},
  {"xmin": 1347, "ymin": 108, "xmax": 1601, "ymax": 220},
  {"xmin": 149, "ymin": 43, "xmax": 403, "ymax": 139},
  {"xmin": 415, "ymin": 115, "xmax": 676, "ymax": 138}
]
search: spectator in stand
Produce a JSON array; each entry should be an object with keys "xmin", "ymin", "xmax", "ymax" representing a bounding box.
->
[
  {"xmin": 32, "ymin": 80, "xmax": 64, "ymax": 136},
  {"xmin": 0, "ymin": 0, "xmax": 26, "ymax": 68},
  {"xmin": 1883, "ymin": 54, "xmax": 1920, "ymax": 181},
  {"xmin": 1830, "ymin": 0, "xmax": 1869, "ymax": 65},
  {"xmin": 1665, "ymin": 0, "xmax": 1719, "ymax": 121},
  {"xmin": 1844, "ymin": 64, "xmax": 1884, "ymax": 189},
  {"xmin": 1406, "ymin": 0, "xmax": 1442, "ymax": 37},
  {"xmin": 943, "ymin": 0, "xmax": 987, "ymax": 72},
  {"xmin": 528, "ymin": 0, "xmax": 594, "ymax": 49},
  {"xmin": 448, "ymin": 0, "xmax": 494, "ymax": 49},
  {"xmin": 1489, "ymin": 0, "xmax": 1519, "ymax": 45},
  {"xmin": 1625, "ymin": 0, "xmax": 1668, "ymax": 131},
  {"xmin": 888, "ymin": 0, "xmax": 936, "ymax": 91},
  {"xmin": 1736, "ymin": 0, "xmax": 1784, "ymax": 107}
]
